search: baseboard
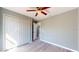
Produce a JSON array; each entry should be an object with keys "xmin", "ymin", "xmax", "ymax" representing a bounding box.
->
[{"xmin": 41, "ymin": 40, "xmax": 78, "ymax": 52}]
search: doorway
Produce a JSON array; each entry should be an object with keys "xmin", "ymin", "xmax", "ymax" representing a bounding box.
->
[{"xmin": 32, "ymin": 20, "xmax": 40, "ymax": 41}]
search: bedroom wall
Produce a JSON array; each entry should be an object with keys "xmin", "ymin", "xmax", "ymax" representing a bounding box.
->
[
  {"xmin": 0, "ymin": 8, "xmax": 3, "ymax": 50},
  {"xmin": 78, "ymin": 8, "xmax": 79, "ymax": 51},
  {"xmin": 40, "ymin": 8, "xmax": 78, "ymax": 51}
]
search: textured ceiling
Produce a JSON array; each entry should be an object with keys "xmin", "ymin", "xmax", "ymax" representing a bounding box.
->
[{"xmin": 3, "ymin": 7, "xmax": 77, "ymax": 21}]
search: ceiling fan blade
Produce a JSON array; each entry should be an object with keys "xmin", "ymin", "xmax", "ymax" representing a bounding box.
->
[
  {"xmin": 27, "ymin": 10, "xmax": 36, "ymax": 11},
  {"xmin": 41, "ymin": 11, "xmax": 47, "ymax": 15},
  {"xmin": 41, "ymin": 7, "xmax": 50, "ymax": 10},
  {"xmin": 35, "ymin": 13, "xmax": 38, "ymax": 16}
]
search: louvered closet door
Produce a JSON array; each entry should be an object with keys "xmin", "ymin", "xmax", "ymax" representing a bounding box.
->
[{"xmin": 4, "ymin": 14, "xmax": 31, "ymax": 49}]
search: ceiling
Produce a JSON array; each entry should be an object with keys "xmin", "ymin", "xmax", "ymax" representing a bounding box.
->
[{"xmin": 3, "ymin": 7, "xmax": 77, "ymax": 21}]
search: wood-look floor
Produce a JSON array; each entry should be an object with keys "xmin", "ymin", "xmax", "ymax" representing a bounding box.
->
[{"xmin": 6, "ymin": 40, "xmax": 72, "ymax": 52}]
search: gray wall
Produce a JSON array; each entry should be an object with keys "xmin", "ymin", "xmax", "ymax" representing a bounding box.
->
[
  {"xmin": 0, "ymin": 8, "xmax": 3, "ymax": 50},
  {"xmin": 0, "ymin": 8, "xmax": 33, "ymax": 50},
  {"xmin": 78, "ymin": 8, "xmax": 79, "ymax": 51},
  {"xmin": 40, "ymin": 8, "xmax": 78, "ymax": 51}
]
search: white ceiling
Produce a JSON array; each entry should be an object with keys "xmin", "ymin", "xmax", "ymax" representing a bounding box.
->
[{"xmin": 3, "ymin": 7, "xmax": 77, "ymax": 21}]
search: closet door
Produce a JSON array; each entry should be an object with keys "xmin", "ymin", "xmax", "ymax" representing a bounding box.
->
[{"xmin": 3, "ymin": 14, "xmax": 32, "ymax": 49}]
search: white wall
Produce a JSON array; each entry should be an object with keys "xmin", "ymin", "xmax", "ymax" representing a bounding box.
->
[{"xmin": 40, "ymin": 9, "xmax": 78, "ymax": 51}]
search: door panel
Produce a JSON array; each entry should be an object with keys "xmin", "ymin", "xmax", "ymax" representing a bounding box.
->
[{"xmin": 3, "ymin": 14, "xmax": 32, "ymax": 49}]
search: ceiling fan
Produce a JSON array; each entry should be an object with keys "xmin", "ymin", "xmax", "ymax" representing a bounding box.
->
[{"xmin": 26, "ymin": 7, "xmax": 50, "ymax": 16}]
